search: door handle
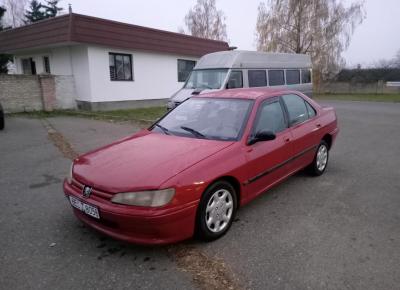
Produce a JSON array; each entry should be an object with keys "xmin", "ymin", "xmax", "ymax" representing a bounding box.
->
[
  {"xmin": 316, "ymin": 123, "xmax": 322, "ymax": 128},
  {"xmin": 284, "ymin": 137, "xmax": 291, "ymax": 143}
]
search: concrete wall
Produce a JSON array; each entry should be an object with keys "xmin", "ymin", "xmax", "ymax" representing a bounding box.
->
[
  {"xmin": 87, "ymin": 46, "xmax": 198, "ymax": 103},
  {"xmin": 0, "ymin": 75, "xmax": 77, "ymax": 113},
  {"xmin": 318, "ymin": 81, "xmax": 400, "ymax": 94}
]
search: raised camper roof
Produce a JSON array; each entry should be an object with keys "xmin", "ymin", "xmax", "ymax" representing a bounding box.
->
[{"xmin": 194, "ymin": 50, "xmax": 312, "ymax": 70}]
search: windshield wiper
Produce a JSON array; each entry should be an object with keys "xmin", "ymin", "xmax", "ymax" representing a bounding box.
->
[
  {"xmin": 180, "ymin": 126, "xmax": 206, "ymax": 139},
  {"xmin": 154, "ymin": 124, "xmax": 170, "ymax": 135}
]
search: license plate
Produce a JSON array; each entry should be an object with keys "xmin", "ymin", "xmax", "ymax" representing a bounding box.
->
[{"xmin": 69, "ymin": 196, "xmax": 100, "ymax": 219}]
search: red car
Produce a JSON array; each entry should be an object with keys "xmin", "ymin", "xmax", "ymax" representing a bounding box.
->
[{"xmin": 63, "ymin": 88, "xmax": 338, "ymax": 245}]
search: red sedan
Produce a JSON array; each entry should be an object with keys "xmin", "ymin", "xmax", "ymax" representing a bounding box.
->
[{"xmin": 63, "ymin": 88, "xmax": 339, "ymax": 245}]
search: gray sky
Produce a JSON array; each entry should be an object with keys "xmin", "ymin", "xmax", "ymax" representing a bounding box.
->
[{"xmin": 60, "ymin": 0, "xmax": 400, "ymax": 67}]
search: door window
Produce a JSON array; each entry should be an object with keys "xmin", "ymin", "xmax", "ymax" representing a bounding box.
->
[
  {"xmin": 226, "ymin": 70, "xmax": 243, "ymax": 89},
  {"xmin": 253, "ymin": 100, "xmax": 286, "ymax": 134},
  {"xmin": 282, "ymin": 94, "xmax": 309, "ymax": 125},
  {"xmin": 305, "ymin": 101, "xmax": 316, "ymax": 118}
]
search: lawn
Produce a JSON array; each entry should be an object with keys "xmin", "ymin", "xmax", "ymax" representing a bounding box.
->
[
  {"xmin": 11, "ymin": 106, "xmax": 168, "ymax": 123},
  {"xmin": 314, "ymin": 93, "xmax": 400, "ymax": 103}
]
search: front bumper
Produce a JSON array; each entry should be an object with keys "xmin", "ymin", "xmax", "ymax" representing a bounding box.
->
[{"xmin": 63, "ymin": 180, "xmax": 198, "ymax": 245}]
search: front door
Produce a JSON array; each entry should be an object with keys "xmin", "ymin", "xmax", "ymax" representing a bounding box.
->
[{"xmin": 243, "ymin": 98, "xmax": 293, "ymax": 200}]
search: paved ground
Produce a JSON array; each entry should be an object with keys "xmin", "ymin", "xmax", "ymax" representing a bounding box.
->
[{"xmin": 0, "ymin": 100, "xmax": 399, "ymax": 289}]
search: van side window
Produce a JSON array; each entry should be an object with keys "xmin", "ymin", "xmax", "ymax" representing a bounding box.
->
[
  {"xmin": 248, "ymin": 70, "xmax": 267, "ymax": 87},
  {"xmin": 226, "ymin": 70, "xmax": 243, "ymax": 89},
  {"xmin": 286, "ymin": 69, "xmax": 300, "ymax": 85},
  {"xmin": 268, "ymin": 70, "xmax": 284, "ymax": 86},
  {"xmin": 301, "ymin": 69, "xmax": 311, "ymax": 84}
]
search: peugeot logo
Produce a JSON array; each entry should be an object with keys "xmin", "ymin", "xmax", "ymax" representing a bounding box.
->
[{"xmin": 82, "ymin": 186, "xmax": 92, "ymax": 198}]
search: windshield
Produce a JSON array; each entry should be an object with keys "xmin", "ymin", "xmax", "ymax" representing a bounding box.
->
[
  {"xmin": 184, "ymin": 69, "xmax": 228, "ymax": 90},
  {"xmin": 153, "ymin": 98, "xmax": 253, "ymax": 141}
]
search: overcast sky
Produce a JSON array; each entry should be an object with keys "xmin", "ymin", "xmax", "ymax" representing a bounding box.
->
[{"xmin": 59, "ymin": 0, "xmax": 400, "ymax": 67}]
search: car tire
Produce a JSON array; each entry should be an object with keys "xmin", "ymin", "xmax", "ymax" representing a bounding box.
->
[
  {"xmin": 196, "ymin": 181, "xmax": 237, "ymax": 241},
  {"xmin": 0, "ymin": 104, "xmax": 4, "ymax": 131},
  {"xmin": 308, "ymin": 140, "xmax": 329, "ymax": 176}
]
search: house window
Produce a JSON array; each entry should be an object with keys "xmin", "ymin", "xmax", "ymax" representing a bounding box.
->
[
  {"xmin": 178, "ymin": 59, "xmax": 196, "ymax": 82},
  {"xmin": 109, "ymin": 53, "xmax": 133, "ymax": 81},
  {"xmin": 43, "ymin": 56, "xmax": 51, "ymax": 74}
]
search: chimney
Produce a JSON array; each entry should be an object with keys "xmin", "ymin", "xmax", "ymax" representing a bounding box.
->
[{"xmin": 68, "ymin": 4, "xmax": 72, "ymax": 14}]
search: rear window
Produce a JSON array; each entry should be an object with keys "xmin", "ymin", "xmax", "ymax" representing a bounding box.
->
[
  {"xmin": 286, "ymin": 70, "xmax": 300, "ymax": 85},
  {"xmin": 248, "ymin": 70, "xmax": 267, "ymax": 87},
  {"xmin": 301, "ymin": 69, "xmax": 311, "ymax": 83},
  {"xmin": 268, "ymin": 70, "xmax": 285, "ymax": 86}
]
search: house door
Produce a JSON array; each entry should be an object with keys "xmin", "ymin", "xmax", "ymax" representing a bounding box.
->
[{"xmin": 21, "ymin": 58, "xmax": 36, "ymax": 75}]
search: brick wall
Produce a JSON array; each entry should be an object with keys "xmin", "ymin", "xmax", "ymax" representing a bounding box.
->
[
  {"xmin": 0, "ymin": 75, "xmax": 43, "ymax": 113},
  {"xmin": 0, "ymin": 75, "xmax": 77, "ymax": 113}
]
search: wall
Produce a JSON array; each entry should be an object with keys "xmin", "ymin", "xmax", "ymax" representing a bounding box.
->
[
  {"xmin": 317, "ymin": 81, "xmax": 400, "ymax": 94},
  {"xmin": 87, "ymin": 46, "xmax": 198, "ymax": 103},
  {"xmin": 14, "ymin": 47, "xmax": 73, "ymax": 75},
  {"xmin": 0, "ymin": 75, "xmax": 77, "ymax": 113},
  {"xmin": 70, "ymin": 46, "xmax": 91, "ymax": 102},
  {"xmin": 0, "ymin": 75, "xmax": 43, "ymax": 112}
]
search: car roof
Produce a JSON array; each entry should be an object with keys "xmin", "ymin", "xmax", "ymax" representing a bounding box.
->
[{"xmin": 193, "ymin": 88, "xmax": 299, "ymax": 100}]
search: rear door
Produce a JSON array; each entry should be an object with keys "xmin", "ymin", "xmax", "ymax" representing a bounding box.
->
[
  {"xmin": 281, "ymin": 94, "xmax": 320, "ymax": 172},
  {"xmin": 243, "ymin": 97, "xmax": 293, "ymax": 200}
]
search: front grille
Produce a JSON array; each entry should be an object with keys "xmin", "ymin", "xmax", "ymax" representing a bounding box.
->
[{"xmin": 71, "ymin": 178, "xmax": 113, "ymax": 201}]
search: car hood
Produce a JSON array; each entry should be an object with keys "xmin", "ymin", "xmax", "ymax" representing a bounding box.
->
[{"xmin": 73, "ymin": 131, "xmax": 234, "ymax": 193}]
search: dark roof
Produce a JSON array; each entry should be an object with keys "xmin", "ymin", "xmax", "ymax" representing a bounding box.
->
[{"xmin": 0, "ymin": 13, "xmax": 229, "ymax": 56}]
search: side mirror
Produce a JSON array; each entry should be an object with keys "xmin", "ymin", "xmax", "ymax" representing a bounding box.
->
[{"xmin": 248, "ymin": 130, "xmax": 276, "ymax": 145}]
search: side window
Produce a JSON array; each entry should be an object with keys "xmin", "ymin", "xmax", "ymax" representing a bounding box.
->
[
  {"xmin": 248, "ymin": 70, "xmax": 267, "ymax": 87},
  {"xmin": 301, "ymin": 69, "xmax": 311, "ymax": 84},
  {"xmin": 286, "ymin": 69, "xmax": 300, "ymax": 85},
  {"xmin": 226, "ymin": 70, "xmax": 243, "ymax": 89},
  {"xmin": 109, "ymin": 53, "xmax": 133, "ymax": 81},
  {"xmin": 268, "ymin": 70, "xmax": 285, "ymax": 86},
  {"xmin": 282, "ymin": 94, "xmax": 308, "ymax": 125},
  {"xmin": 254, "ymin": 100, "xmax": 286, "ymax": 134},
  {"xmin": 305, "ymin": 101, "xmax": 316, "ymax": 118},
  {"xmin": 43, "ymin": 56, "xmax": 51, "ymax": 74},
  {"xmin": 177, "ymin": 59, "xmax": 196, "ymax": 82}
]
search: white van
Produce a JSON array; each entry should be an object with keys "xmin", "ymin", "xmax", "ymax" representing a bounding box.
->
[{"xmin": 167, "ymin": 50, "xmax": 313, "ymax": 109}]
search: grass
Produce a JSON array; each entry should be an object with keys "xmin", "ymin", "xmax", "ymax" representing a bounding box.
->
[
  {"xmin": 314, "ymin": 93, "xmax": 400, "ymax": 103},
  {"xmin": 10, "ymin": 106, "xmax": 167, "ymax": 123}
]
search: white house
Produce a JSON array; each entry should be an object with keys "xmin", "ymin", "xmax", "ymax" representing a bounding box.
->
[{"xmin": 0, "ymin": 13, "xmax": 229, "ymax": 110}]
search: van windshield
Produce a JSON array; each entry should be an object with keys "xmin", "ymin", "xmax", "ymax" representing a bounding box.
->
[{"xmin": 184, "ymin": 69, "xmax": 228, "ymax": 90}]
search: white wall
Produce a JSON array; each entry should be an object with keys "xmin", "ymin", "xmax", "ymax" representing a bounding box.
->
[
  {"xmin": 70, "ymin": 46, "xmax": 91, "ymax": 102},
  {"xmin": 87, "ymin": 46, "xmax": 198, "ymax": 102},
  {"xmin": 14, "ymin": 47, "xmax": 73, "ymax": 75}
]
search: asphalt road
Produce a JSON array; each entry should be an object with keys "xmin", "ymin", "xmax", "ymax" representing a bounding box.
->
[{"xmin": 0, "ymin": 100, "xmax": 399, "ymax": 289}]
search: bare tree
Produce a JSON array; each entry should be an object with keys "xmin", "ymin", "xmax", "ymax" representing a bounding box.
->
[
  {"xmin": 1, "ymin": 0, "xmax": 28, "ymax": 27},
  {"xmin": 181, "ymin": 0, "xmax": 227, "ymax": 41},
  {"xmin": 256, "ymin": 0, "xmax": 365, "ymax": 81}
]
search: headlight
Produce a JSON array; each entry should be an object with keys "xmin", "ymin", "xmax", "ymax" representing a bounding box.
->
[
  {"xmin": 111, "ymin": 188, "xmax": 175, "ymax": 207},
  {"xmin": 66, "ymin": 163, "xmax": 73, "ymax": 184}
]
